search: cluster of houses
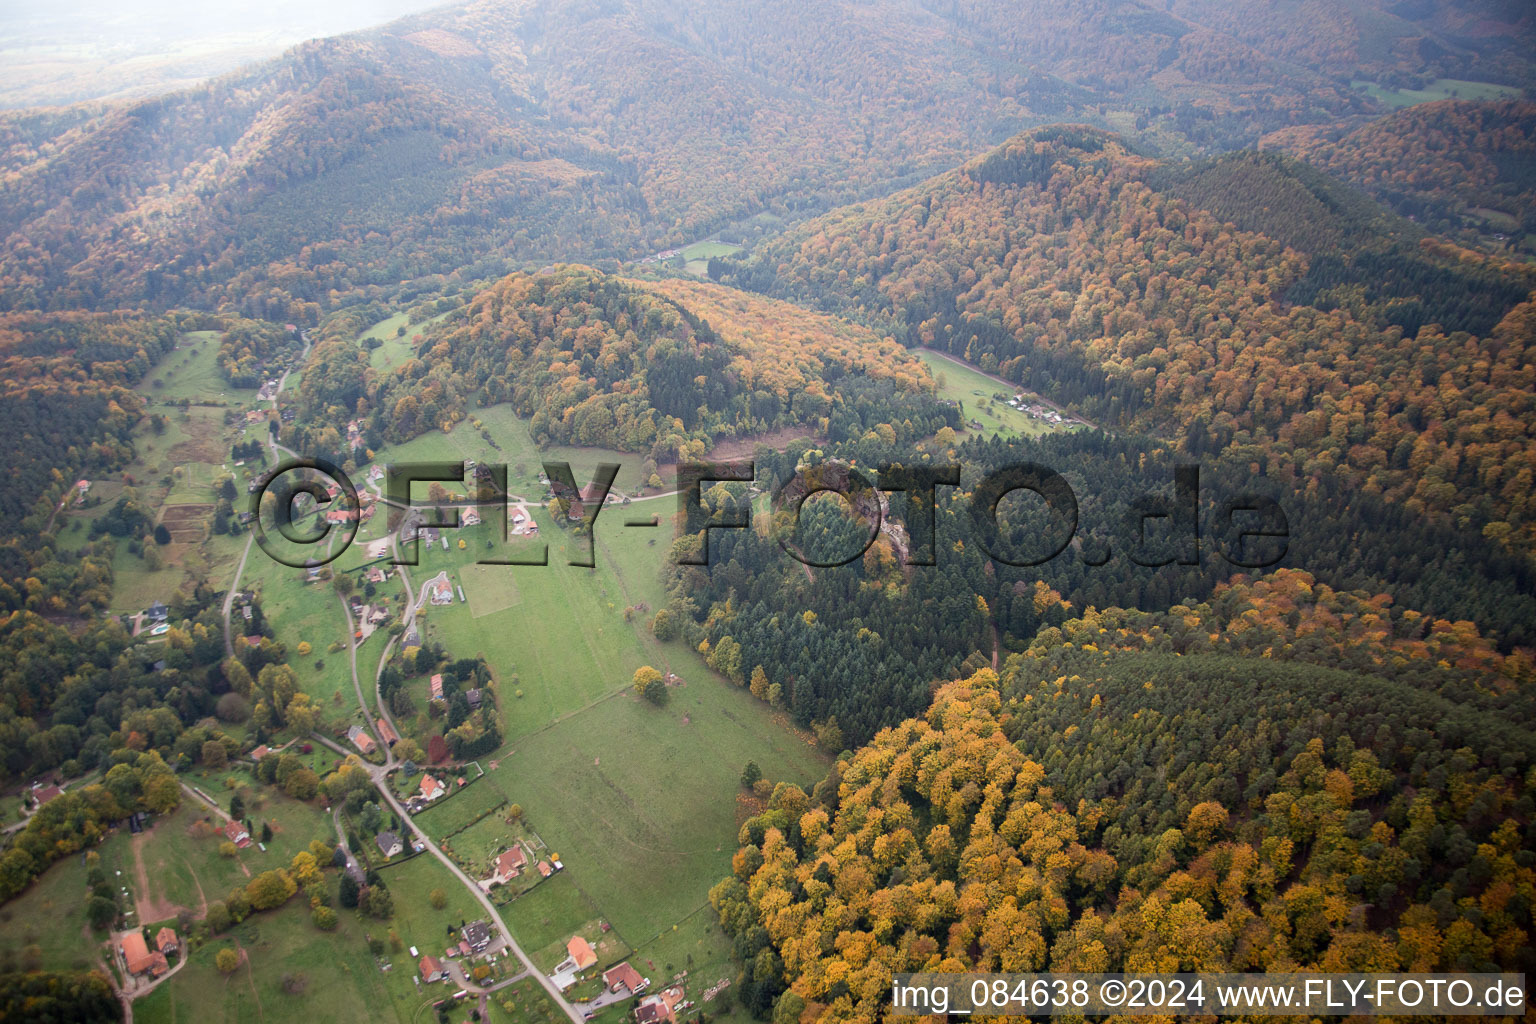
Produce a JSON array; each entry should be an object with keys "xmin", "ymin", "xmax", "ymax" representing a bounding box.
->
[
  {"xmin": 417, "ymin": 919, "xmax": 497, "ymax": 985},
  {"xmin": 120, "ymin": 927, "xmax": 179, "ymax": 979},
  {"xmin": 1006, "ymin": 394, "xmax": 1077, "ymax": 426},
  {"xmin": 480, "ymin": 838, "xmax": 560, "ymax": 891}
]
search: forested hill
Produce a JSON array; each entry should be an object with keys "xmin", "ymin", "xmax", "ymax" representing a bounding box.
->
[
  {"xmin": 2, "ymin": 0, "xmax": 1531, "ymax": 315},
  {"xmin": 1268, "ymin": 99, "xmax": 1536, "ymax": 250},
  {"xmin": 712, "ymin": 572, "xmax": 1536, "ymax": 1020},
  {"xmin": 281, "ymin": 266, "xmax": 945, "ymax": 464},
  {"xmin": 724, "ymin": 123, "xmax": 1536, "ymax": 553}
]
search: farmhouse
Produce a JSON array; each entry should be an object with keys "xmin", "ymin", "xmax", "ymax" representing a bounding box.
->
[
  {"xmin": 32, "ymin": 783, "xmax": 63, "ymax": 806},
  {"xmin": 347, "ymin": 724, "xmax": 377, "ymax": 755},
  {"xmin": 481, "ymin": 845, "xmax": 527, "ymax": 889},
  {"xmin": 120, "ymin": 932, "xmax": 169, "ymax": 977},
  {"xmin": 224, "ymin": 819, "xmax": 251, "ymax": 847},
  {"xmin": 603, "ymin": 962, "xmax": 647, "ymax": 994},
  {"xmin": 376, "ymin": 830, "xmax": 403, "ymax": 857},
  {"xmin": 566, "ymin": 935, "xmax": 597, "ymax": 972},
  {"xmin": 419, "ymin": 774, "xmax": 446, "ymax": 802},
  {"xmin": 419, "ymin": 954, "xmax": 445, "ymax": 983}
]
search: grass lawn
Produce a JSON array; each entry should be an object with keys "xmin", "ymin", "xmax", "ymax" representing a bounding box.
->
[
  {"xmin": 360, "ymin": 313, "xmax": 415, "ymax": 371},
  {"xmin": 370, "ymin": 402, "xmax": 671, "ymax": 499},
  {"xmin": 916, "ymin": 348, "xmax": 1082, "ymax": 440},
  {"xmin": 486, "ymin": 975, "xmax": 570, "ymax": 1023},
  {"xmin": 1351, "ymin": 77, "xmax": 1524, "ymax": 108},
  {"xmin": 413, "ymin": 509, "xmax": 661, "ymax": 744},
  {"xmin": 679, "ymin": 240, "xmax": 742, "ymax": 278},
  {"xmin": 94, "ymin": 332, "xmax": 264, "ymax": 614},
  {"xmin": 435, "ymin": 813, "xmax": 527, "ymax": 878},
  {"xmin": 243, "ymin": 552, "xmax": 365, "ymax": 727},
  {"xmin": 527, "ymin": 915, "xmax": 629, "ymax": 976},
  {"xmin": 133, "ymin": 900, "xmax": 399, "ymax": 1024},
  {"xmin": 375, "ymin": 853, "xmax": 484, "ymax": 955},
  {"xmin": 501, "ymin": 874, "xmax": 603, "ymax": 955},
  {"xmin": 411, "ymin": 775, "xmax": 510, "ymax": 841},
  {"xmin": 496, "ymin": 674, "xmax": 825, "ymax": 943},
  {"xmin": 0, "ymin": 848, "xmax": 100, "ymax": 973}
]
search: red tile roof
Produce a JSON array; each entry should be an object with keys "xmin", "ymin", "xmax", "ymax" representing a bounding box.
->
[
  {"xmin": 567, "ymin": 936, "xmax": 597, "ymax": 971},
  {"xmin": 603, "ymin": 962, "xmax": 645, "ymax": 992}
]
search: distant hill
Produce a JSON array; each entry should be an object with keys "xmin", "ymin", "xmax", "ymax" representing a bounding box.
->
[
  {"xmin": 1269, "ymin": 99, "xmax": 1536, "ymax": 253},
  {"xmin": 1, "ymin": 0, "xmax": 1531, "ymax": 315},
  {"xmin": 724, "ymin": 124, "xmax": 1536, "ymax": 547}
]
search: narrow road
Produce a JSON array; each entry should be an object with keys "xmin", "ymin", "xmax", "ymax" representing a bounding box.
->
[
  {"xmin": 339, "ymin": 596, "xmax": 385, "ymax": 750},
  {"xmin": 331, "ymin": 805, "xmax": 365, "ymax": 883},
  {"xmin": 310, "ymin": 731, "xmax": 583, "ymax": 1023},
  {"xmin": 222, "ymin": 329, "xmax": 312, "ymax": 656}
]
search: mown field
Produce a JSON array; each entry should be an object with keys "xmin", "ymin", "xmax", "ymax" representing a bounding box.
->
[
  {"xmin": 410, "ymin": 774, "xmax": 509, "ymax": 841},
  {"xmin": 916, "ymin": 349, "xmax": 1077, "ymax": 440},
  {"xmin": 1351, "ymin": 76, "xmax": 1525, "ymax": 108},
  {"xmin": 133, "ymin": 900, "xmax": 396, "ymax": 1024}
]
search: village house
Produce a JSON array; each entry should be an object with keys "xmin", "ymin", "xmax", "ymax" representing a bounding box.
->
[
  {"xmin": 419, "ymin": 954, "xmax": 445, "ymax": 983},
  {"xmin": 419, "ymin": 774, "xmax": 446, "ymax": 802},
  {"xmin": 462, "ymin": 920, "xmax": 492, "ymax": 952},
  {"xmin": 465, "ymin": 688, "xmax": 483, "ymax": 709},
  {"xmin": 603, "ymin": 962, "xmax": 647, "ymax": 995},
  {"xmin": 120, "ymin": 932, "xmax": 169, "ymax": 978},
  {"xmin": 566, "ymin": 935, "xmax": 597, "ymax": 972},
  {"xmin": 376, "ymin": 830, "xmax": 403, "ymax": 857},
  {"xmin": 537, "ymin": 860, "xmax": 554, "ymax": 878},
  {"xmin": 347, "ymin": 724, "xmax": 377, "ymax": 755},
  {"xmin": 635, "ymin": 986, "xmax": 686, "ymax": 1024},
  {"xmin": 31, "ymin": 782, "xmax": 63, "ymax": 806},
  {"xmin": 481, "ymin": 845, "xmax": 527, "ymax": 889},
  {"xmin": 224, "ymin": 818, "xmax": 252, "ymax": 847},
  {"xmin": 155, "ymin": 927, "xmax": 179, "ymax": 956}
]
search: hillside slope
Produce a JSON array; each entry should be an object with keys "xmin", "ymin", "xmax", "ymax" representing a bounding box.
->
[
  {"xmin": 727, "ymin": 124, "xmax": 1536, "ymax": 549},
  {"xmin": 713, "ymin": 572, "xmax": 1536, "ymax": 1020},
  {"xmin": 1269, "ymin": 99, "xmax": 1536, "ymax": 252},
  {"xmin": 1, "ymin": 0, "xmax": 1531, "ymax": 314}
]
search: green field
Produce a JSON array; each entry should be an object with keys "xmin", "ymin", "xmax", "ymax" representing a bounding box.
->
[
  {"xmin": 410, "ymin": 775, "xmax": 509, "ymax": 841},
  {"xmin": 375, "ymin": 853, "xmax": 484, "ymax": 956},
  {"xmin": 679, "ymin": 239, "xmax": 742, "ymax": 277},
  {"xmin": 1351, "ymin": 77, "xmax": 1525, "ymax": 108},
  {"xmin": 497, "ymin": 675, "xmax": 824, "ymax": 942},
  {"xmin": 360, "ymin": 312, "xmax": 415, "ymax": 370},
  {"xmin": 916, "ymin": 348, "xmax": 1082, "ymax": 440},
  {"xmin": 371, "ymin": 402, "xmax": 673, "ymax": 498},
  {"xmin": 436, "ymin": 813, "xmax": 528, "ymax": 877},
  {"xmin": 133, "ymin": 900, "xmax": 397, "ymax": 1024}
]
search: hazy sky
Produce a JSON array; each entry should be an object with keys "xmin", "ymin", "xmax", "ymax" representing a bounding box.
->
[{"xmin": 0, "ymin": 0, "xmax": 450, "ymax": 106}]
